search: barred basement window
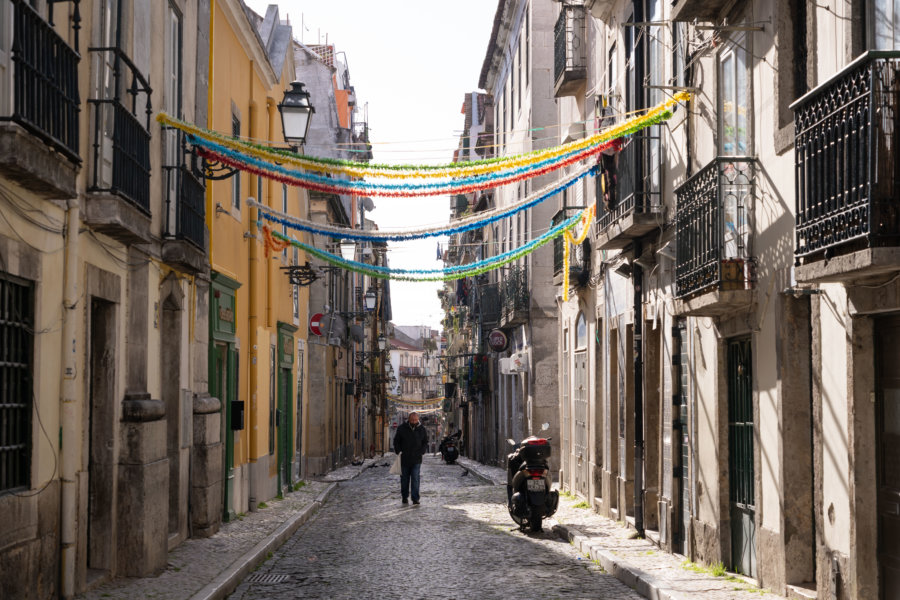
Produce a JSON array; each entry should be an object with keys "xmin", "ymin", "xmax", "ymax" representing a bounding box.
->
[{"xmin": 0, "ymin": 273, "xmax": 34, "ymax": 493}]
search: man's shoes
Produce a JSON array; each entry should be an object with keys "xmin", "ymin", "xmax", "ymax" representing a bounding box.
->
[
  {"xmin": 412, "ymin": 500, "xmax": 420, "ymax": 505},
  {"xmin": 402, "ymin": 498, "xmax": 408, "ymax": 504}
]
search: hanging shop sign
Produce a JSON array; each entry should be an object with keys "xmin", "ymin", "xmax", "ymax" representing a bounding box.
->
[{"xmin": 488, "ymin": 329, "xmax": 509, "ymax": 352}]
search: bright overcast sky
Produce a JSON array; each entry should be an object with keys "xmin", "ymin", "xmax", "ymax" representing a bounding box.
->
[{"xmin": 243, "ymin": 0, "xmax": 498, "ymax": 330}]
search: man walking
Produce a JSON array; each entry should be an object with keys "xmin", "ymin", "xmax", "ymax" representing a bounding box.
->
[{"xmin": 393, "ymin": 412, "xmax": 429, "ymax": 505}]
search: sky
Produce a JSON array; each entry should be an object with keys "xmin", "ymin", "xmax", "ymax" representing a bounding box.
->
[{"xmin": 243, "ymin": 0, "xmax": 499, "ymax": 330}]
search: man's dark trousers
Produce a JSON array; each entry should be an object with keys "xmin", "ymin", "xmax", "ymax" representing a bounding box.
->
[{"xmin": 401, "ymin": 463, "xmax": 421, "ymax": 502}]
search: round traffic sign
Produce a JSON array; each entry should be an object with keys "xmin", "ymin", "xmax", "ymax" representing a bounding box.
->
[{"xmin": 309, "ymin": 312, "xmax": 324, "ymax": 336}]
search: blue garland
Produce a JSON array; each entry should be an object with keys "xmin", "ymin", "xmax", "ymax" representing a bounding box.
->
[
  {"xmin": 256, "ymin": 166, "xmax": 598, "ymax": 241},
  {"xmin": 271, "ymin": 208, "xmax": 584, "ymax": 275},
  {"xmin": 188, "ymin": 134, "xmax": 605, "ymax": 193}
]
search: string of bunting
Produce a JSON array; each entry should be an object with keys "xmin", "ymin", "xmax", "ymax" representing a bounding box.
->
[
  {"xmin": 157, "ymin": 92, "xmax": 688, "ymax": 180},
  {"xmin": 562, "ymin": 206, "xmax": 595, "ymax": 302},
  {"xmin": 190, "ymin": 132, "xmax": 623, "ymax": 197},
  {"xmin": 251, "ymin": 160, "xmax": 606, "ymax": 242},
  {"xmin": 263, "ymin": 204, "xmax": 590, "ymax": 282}
]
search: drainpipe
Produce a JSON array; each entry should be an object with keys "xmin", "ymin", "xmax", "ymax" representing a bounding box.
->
[
  {"xmin": 247, "ymin": 68, "xmax": 260, "ymax": 509},
  {"xmin": 59, "ymin": 198, "xmax": 80, "ymax": 598},
  {"xmin": 633, "ymin": 240, "xmax": 644, "ymax": 537},
  {"xmin": 265, "ymin": 97, "xmax": 277, "ymax": 330}
]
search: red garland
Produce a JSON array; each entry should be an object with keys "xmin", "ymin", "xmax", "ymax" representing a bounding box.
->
[{"xmin": 197, "ymin": 138, "xmax": 623, "ymax": 198}]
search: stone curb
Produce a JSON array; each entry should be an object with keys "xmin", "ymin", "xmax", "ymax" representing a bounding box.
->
[
  {"xmin": 455, "ymin": 457, "xmax": 506, "ymax": 486},
  {"xmin": 188, "ymin": 483, "xmax": 338, "ymax": 600},
  {"xmin": 551, "ymin": 522, "xmax": 688, "ymax": 600}
]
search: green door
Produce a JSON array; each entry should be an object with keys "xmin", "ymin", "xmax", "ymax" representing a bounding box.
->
[
  {"xmin": 728, "ymin": 338, "xmax": 755, "ymax": 577},
  {"xmin": 210, "ymin": 342, "xmax": 236, "ymax": 521},
  {"xmin": 277, "ymin": 325, "xmax": 296, "ymax": 493},
  {"xmin": 673, "ymin": 320, "xmax": 690, "ymax": 554}
]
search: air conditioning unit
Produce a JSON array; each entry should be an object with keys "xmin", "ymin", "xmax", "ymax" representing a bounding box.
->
[{"xmin": 499, "ymin": 357, "xmax": 512, "ymax": 375}]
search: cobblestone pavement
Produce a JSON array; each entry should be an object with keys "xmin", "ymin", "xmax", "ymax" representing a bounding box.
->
[
  {"xmin": 78, "ymin": 480, "xmax": 330, "ymax": 600},
  {"xmin": 228, "ymin": 456, "xmax": 643, "ymax": 600}
]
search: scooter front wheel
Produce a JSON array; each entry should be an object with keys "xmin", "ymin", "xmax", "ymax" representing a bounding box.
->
[{"xmin": 529, "ymin": 515, "xmax": 543, "ymax": 532}]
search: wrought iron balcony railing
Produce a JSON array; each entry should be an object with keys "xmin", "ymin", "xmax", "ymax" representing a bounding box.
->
[
  {"xmin": 162, "ymin": 129, "xmax": 206, "ymax": 249},
  {"xmin": 88, "ymin": 46, "xmax": 152, "ymax": 213},
  {"xmin": 675, "ymin": 157, "xmax": 756, "ymax": 298},
  {"xmin": 399, "ymin": 366, "xmax": 425, "ymax": 377},
  {"xmin": 792, "ymin": 51, "xmax": 900, "ymax": 263},
  {"xmin": 596, "ymin": 134, "xmax": 662, "ymax": 236},
  {"xmin": 552, "ymin": 207, "xmax": 589, "ymax": 276},
  {"xmin": 553, "ymin": 4, "xmax": 587, "ymax": 96},
  {"xmin": 4, "ymin": 0, "xmax": 80, "ymax": 162},
  {"xmin": 500, "ymin": 265, "xmax": 529, "ymax": 323}
]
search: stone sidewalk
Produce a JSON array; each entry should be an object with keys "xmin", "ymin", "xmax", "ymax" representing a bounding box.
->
[
  {"xmin": 459, "ymin": 455, "xmax": 788, "ymax": 600},
  {"xmin": 78, "ymin": 457, "xmax": 381, "ymax": 600}
]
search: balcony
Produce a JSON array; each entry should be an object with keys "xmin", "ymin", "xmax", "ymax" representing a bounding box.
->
[
  {"xmin": 669, "ymin": 0, "xmax": 731, "ymax": 22},
  {"xmin": 674, "ymin": 157, "xmax": 757, "ymax": 316},
  {"xmin": 0, "ymin": 0, "xmax": 80, "ymax": 198},
  {"xmin": 85, "ymin": 46, "xmax": 152, "ymax": 244},
  {"xmin": 500, "ymin": 265, "xmax": 529, "ymax": 327},
  {"xmin": 399, "ymin": 366, "xmax": 425, "ymax": 377},
  {"xmin": 554, "ymin": 4, "xmax": 587, "ymax": 98},
  {"xmin": 553, "ymin": 207, "xmax": 591, "ymax": 286},
  {"xmin": 162, "ymin": 154, "xmax": 209, "ymax": 274},
  {"xmin": 792, "ymin": 51, "xmax": 900, "ymax": 284},
  {"xmin": 595, "ymin": 136, "xmax": 662, "ymax": 249},
  {"xmin": 351, "ymin": 120, "xmax": 373, "ymax": 162}
]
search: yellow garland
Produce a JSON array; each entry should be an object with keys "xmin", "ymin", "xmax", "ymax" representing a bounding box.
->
[
  {"xmin": 157, "ymin": 91, "xmax": 689, "ymax": 180},
  {"xmin": 562, "ymin": 205, "xmax": 595, "ymax": 302}
]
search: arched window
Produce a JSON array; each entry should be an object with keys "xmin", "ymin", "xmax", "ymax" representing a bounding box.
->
[{"xmin": 575, "ymin": 312, "xmax": 587, "ymax": 350}]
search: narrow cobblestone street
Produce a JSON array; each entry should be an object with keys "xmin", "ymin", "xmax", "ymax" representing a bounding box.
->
[{"xmin": 228, "ymin": 456, "xmax": 643, "ymax": 599}]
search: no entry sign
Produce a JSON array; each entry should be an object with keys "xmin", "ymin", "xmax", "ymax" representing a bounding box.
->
[{"xmin": 309, "ymin": 313, "xmax": 324, "ymax": 336}]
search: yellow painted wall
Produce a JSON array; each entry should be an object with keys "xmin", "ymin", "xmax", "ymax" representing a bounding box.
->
[{"xmin": 208, "ymin": 0, "xmax": 309, "ymax": 483}]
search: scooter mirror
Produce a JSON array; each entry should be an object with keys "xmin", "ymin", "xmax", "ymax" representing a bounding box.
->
[
  {"xmin": 541, "ymin": 423, "xmax": 550, "ymax": 431},
  {"xmin": 507, "ymin": 439, "xmax": 516, "ymax": 446}
]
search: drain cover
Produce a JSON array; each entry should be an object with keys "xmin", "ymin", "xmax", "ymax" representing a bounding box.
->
[{"xmin": 245, "ymin": 573, "xmax": 290, "ymax": 584}]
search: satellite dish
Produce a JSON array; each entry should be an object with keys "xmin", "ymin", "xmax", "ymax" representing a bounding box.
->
[{"xmin": 363, "ymin": 197, "xmax": 375, "ymax": 211}]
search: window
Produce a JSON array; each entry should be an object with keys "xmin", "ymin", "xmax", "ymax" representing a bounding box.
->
[
  {"xmin": 257, "ymin": 175, "xmax": 263, "ymax": 205},
  {"xmin": 525, "ymin": 5, "xmax": 530, "ymax": 89},
  {"xmin": 163, "ymin": 4, "xmax": 183, "ymax": 234},
  {"xmin": 575, "ymin": 312, "xmax": 587, "ymax": 350},
  {"xmin": 0, "ymin": 273, "xmax": 34, "ymax": 493},
  {"xmin": 511, "ymin": 45, "xmax": 517, "ymax": 117},
  {"xmin": 718, "ymin": 33, "xmax": 751, "ymax": 156},
  {"xmin": 232, "ymin": 114, "xmax": 241, "ymax": 209},
  {"xmin": 871, "ymin": 0, "xmax": 900, "ymax": 49}
]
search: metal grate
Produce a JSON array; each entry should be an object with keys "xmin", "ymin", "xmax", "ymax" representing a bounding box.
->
[
  {"xmin": 244, "ymin": 573, "xmax": 290, "ymax": 584},
  {"xmin": 0, "ymin": 273, "xmax": 33, "ymax": 493}
]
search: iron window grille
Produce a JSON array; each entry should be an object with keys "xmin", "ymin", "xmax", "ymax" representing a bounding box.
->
[
  {"xmin": 88, "ymin": 45, "xmax": 152, "ymax": 212},
  {"xmin": 792, "ymin": 51, "xmax": 900, "ymax": 263},
  {"xmin": 675, "ymin": 157, "xmax": 757, "ymax": 298},
  {"xmin": 0, "ymin": 272, "xmax": 34, "ymax": 494},
  {"xmin": 500, "ymin": 265, "xmax": 529, "ymax": 321},
  {"xmin": 3, "ymin": 0, "xmax": 81, "ymax": 162}
]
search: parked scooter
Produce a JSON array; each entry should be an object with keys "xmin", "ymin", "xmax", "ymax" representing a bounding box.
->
[
  {"xmin": 439, "ymin": 430, "xmax": 461, "ymax": 464},
  {"xmin": 506, "ymin": 424, "xmax": 559, "ymax": 532}
]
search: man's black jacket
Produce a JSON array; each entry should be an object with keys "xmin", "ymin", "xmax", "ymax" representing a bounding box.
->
[{"xmin": 393, "ymin": 422, "xmax": 429, "ymax": 467}]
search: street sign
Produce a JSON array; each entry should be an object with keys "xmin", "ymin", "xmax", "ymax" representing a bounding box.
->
[{"xmin": 309, "ymin": 312, "xmax": 324, "ymax": 336}]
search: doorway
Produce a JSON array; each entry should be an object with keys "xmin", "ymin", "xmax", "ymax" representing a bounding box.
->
[
  {"xmin": 88, "ymin": 298, "xmax": 116, "ymax": 575},
  {"xmin": 161, "ymin": 296, "xmax": 182, "ymax": 538},
  {"xmin": 673, "ymin": 320, "xmax": 690, "ymax": 554},
  {"xmin": 876, "ymin": 316, "xmax": 900, "ymax": 599},
  {"xmin": 210, "ymin": 342, "xmax": 235, "ymax": 520},
  {"xmin": 727, "ymin": 337, "xmax": 756, "ymax": 577}
]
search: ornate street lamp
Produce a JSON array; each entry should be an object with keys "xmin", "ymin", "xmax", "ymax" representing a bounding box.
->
[
  {"xmin": 377, "ymin": 334, "xmax": 387, "ymax": 351},
  {"xmin": 339, "ymin": 239, "xmax": 356, "ymax": 261},
  {"xmin": 364, "ymin": 287, "xmax": 377, "ymax": 311},
  {"xmin": 278, "ymin": 81, "xmax": 315, "ymax": 148}
]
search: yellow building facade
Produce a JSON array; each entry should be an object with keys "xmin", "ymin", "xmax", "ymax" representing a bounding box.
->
[{"xmin": 207, "ymin": 0, "xmax": 310, "ymax": 519}]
